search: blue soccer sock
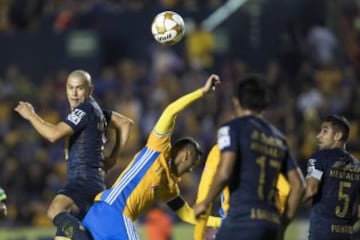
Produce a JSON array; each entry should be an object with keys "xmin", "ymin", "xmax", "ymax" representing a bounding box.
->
[{"xmin": 53, "ymin": 212, "xmax": 92, "ymax": 240}]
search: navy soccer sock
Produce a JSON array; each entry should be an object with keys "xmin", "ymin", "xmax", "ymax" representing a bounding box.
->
[{"xmin": 53, "ymin": 212, "xmax": 92, "ymax": 240}]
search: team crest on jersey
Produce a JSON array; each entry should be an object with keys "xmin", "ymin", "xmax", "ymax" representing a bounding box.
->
[
  {"xmin": 67, "ymin": 109, "xmax": 86, "ymax": 125},
  {"xmin": 218, "ymin": 126, "xmax": 231, "ymax": 149}
]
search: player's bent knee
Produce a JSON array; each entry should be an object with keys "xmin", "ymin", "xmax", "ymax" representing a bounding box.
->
[{"xmin": 47, "ymin": 206, "xmax": 59, "ymax": 220}]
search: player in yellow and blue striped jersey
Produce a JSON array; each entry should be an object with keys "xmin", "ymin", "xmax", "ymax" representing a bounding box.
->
[{"xmin": 81, "ymin": 74, "xmax": 222, "ymax": 240}]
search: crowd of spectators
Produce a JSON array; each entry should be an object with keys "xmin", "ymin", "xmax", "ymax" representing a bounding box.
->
[
  {"xmin": 0, "ymin": 0, "xmax": 226, "ymax": 32},
  {"xmin": 0, "ymin": 0, "xmax": 360, "ymax": 230}
]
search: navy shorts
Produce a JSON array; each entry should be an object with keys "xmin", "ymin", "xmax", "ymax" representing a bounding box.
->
[
  {"xmin": 215, "ymin": 217, "xmax": 279, "ymax": 240},
  {"xmin": 309, "ymin": 217, "xmax": 353, "ymax": 240},
  {"xmin": 309, "ymin": 231, "xmax": 353, "ymax": 240},
  {"xmin": 309, "ymin": 229, "xmax": 352, "ymax": 240},
  {"xmin": 57, "ymin": 180, "xmax": 105, "ymax": 220}
]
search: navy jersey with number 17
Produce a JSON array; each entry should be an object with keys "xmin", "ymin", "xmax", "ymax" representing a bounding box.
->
[{"xmin": 217, "ymin": 116, "xmax": 298, "ymax": 226}]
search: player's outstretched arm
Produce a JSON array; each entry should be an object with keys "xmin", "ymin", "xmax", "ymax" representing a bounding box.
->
[
  {"xmin": 167, "ymin": 196, "xmax": 221, "ymax": 228},
  {"xmin": 154, "ymin": 74, "xmax": 220, "ymax": 135},
  {"xmin": 104, "ymin": 112, "xmax": 134, "ymax": 170},
  {"xmin": 14, "ymin": 101, "xmax": 73, "ymax": 142}
]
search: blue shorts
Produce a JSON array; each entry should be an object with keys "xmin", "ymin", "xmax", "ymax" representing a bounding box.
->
[
  {"xmin": 57, "ymin": 180, "xmax": 105, "ymax": 219},
  {"xmin": 82, "ymin": 201, "xmax": 140, "ymax": 240}
]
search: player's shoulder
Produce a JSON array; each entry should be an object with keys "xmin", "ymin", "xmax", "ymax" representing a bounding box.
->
[
  {"xmin": 219, "ymin": 116, "xmax": 249, "ymax": 131},
  {"xmin": 309, "ymin": 149, "xmax": 339, "ymax": 165},
  {"xmin": 218, "ymin": 119, "xmax": 236, "ymax": 135},
  {"xmin": 313, "ymin": 148, "xmax": 348, "ymax": 158},
  {"xmin": 267, "ymin": 123, "xmax": 286, "ymax": 140},
  {"xmin": 310, "ymin": 149, "xmax": 330, "ymax": 159},
  {"xmin": 250, "ymin": 116, "xmax": 286, "ymax": 141},
  {"xmin": 146, "ymin": 130, "xmax": 171, "ymax": 152},
  {"xmin": 86, "ymin": 97, "xmax": 102, "ymax": 110},
  {"xmin": 79, "ymin": 97, "xmax": 104, "ymax": 114},
  {"xmin": 75, "ymin": 98, "xmax": 92, "ymax": 111}
]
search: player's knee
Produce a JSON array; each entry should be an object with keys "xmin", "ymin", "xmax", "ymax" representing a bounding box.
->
[
  {"xmin": 47, "ymin": 207, "xmax": 57, "ymax": 220},
  {"xmin": 47, "ymin": 195, "xmax": 75, "ymax": 220}
]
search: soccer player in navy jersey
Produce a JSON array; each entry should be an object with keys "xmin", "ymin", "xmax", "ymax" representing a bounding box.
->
[
  {"xmin": 194, "ymin": 74, "xmax": 305, "ymax": 240},
  {"xmin": 303, "ymin": 115, "xmax": 360, "ymax": 240},
  {"xmin": 15, "ymin": 70, "xmax": 134, "ymax": 239},
  {"xmin": 42, "ymin": 74, "xmax": 222, "ymax": 240}
]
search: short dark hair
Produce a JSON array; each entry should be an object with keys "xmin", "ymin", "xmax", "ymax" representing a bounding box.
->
[
  {"xmin": 324, "ymin": 115, "xmax": 351, "ymax": 142},
  {"xmin": 235, "ymin": 74, "xmax": 268, "ymax": 112},
  {"xmin": 171, "ymin": 137, "xmax": 203, "ymax": 157}
]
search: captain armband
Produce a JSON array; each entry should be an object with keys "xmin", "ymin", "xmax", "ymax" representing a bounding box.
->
[{"xmin": 167, "ymin": 196, "xmax": 185, "ymax": 211}]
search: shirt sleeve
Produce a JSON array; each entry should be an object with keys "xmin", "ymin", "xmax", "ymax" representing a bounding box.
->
[
  {"xmin": 217, "ymin": 122, "xmax": 238, "ymax": 152},
  {"xmin": 306, "ymin": 152, "xmax": 324, "ymax": 180},
  {"xmin": 63, "ymin": 103, "xmax": 89, "ymax": 132},
  {"xmin": 153, "ymin": 89, "xmax": 203, "ymax": 135}
]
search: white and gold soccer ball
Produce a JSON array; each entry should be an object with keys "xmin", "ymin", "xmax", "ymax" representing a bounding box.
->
[{"xmin": 151, "ymin": 11, "xmax": 185, "ymax": 46}]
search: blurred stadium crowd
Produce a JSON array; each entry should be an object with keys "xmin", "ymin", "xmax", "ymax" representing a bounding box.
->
[
  {"xmin": 0, "ymin": 0, "xmax": 360, "ymax": 231},
  {"xmin": 0, "ymin": 0, "xmax": 227, "ymax": 32}
]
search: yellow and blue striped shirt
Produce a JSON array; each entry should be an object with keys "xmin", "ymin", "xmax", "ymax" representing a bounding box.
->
[{"xmin": 95, "ymin": 89, "xmax": 205, "ymax": 221}]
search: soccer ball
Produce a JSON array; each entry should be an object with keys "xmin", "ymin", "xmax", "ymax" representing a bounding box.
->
[{"xmin": 151, "ymin": 11, "xmax": 185, "ymax": 46}]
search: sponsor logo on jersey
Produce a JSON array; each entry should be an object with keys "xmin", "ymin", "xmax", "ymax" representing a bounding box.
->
[
  {"xmin": 218, "ymin": 126, "xmax": 231, "ymax": 149},
  {"xmin": 67, "ymin": 109, "xmax": 86, "ymax": 125}
]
